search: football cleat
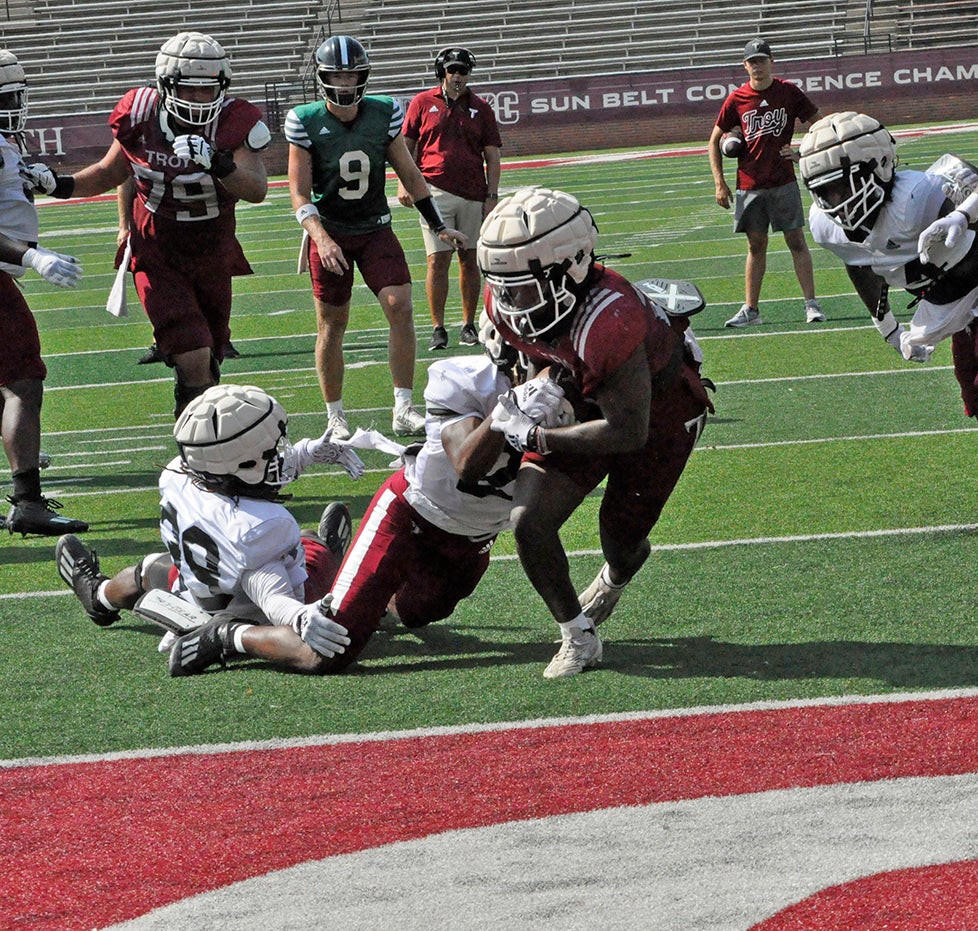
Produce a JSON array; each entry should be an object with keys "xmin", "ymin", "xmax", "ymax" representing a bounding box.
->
[
  {"xmin": 428, "ymin": 326, "xmax": 448, "ymax": 351},
  {"xmin": 543, "ymin": 625, "xmax": 603, "ymax": 679},
  {"xmin": 392, "ymin": 403, "xmax": 426, "ymax": 437},
  {"xmin": 222, "ymin": 341, "xmax": 241, "ymax": 359},
  {"xmin": 578, "ymin": 564, "xmax": 629, "ymax": 627},
  {"xmin": 318, "ymin": 501, "xmax": 352, "ymax": 562},
  {"xmin": 55, "ymin": 533, "xmax": 120, "ymax": 626},
  {"xmin": 168, "ymin": 616, "xmax": 239, "ymax": 677},
  {"xmin": 327, "ymin": 410, "xmax": 351, "ymax": 442},
  {"xmin": 805, "ymin": 300, "xmax": 826, "ymax": 323},
  {"xmin": 458, "ymin": 323, "xmax": 479, "ymax": 346},
  {"xmin": 7, "ymin": 496, "xmax": 88, "ymax": 537}
]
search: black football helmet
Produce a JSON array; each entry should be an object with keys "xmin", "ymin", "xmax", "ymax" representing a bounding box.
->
[
  {"xmin": 434, "ymin": 47, "xmax": 476, "ymax": 79},
  {"xmin": 315, "ymin": 35, "xmax": 370, "ymax": 107}
]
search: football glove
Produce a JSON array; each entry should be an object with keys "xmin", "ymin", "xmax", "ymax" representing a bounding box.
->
[
  {"xmin": 918, "ymin": 210, "xmax": 969, "ymax": 265},
  {"xmin": 490, "ymin": 391, "xmax": 548, "ymax": 453},
  {"xmin": 885, "ymin": 324, "xmax": 931, "ymax": 363},
  {"xmin": 22, "ymin": 163, "xmax": 74, "ymax": 198},
  {"xmin": 173, "ymin": 134, "xmax": 235, "ymax": 179},
  {"xmin": 509, "ymin": 377, "xmax": 567, "ymax": 427},
  {"xmin": 21, "ymin": 246, "xmax": 82, "ymax": 288},
  {"xmin": 296, "ymin": 595, "xmax": 350, "ymax": 658},
  {"xmin": 289, "ymin": 430, "xmax": 366, "ymax": 480}
]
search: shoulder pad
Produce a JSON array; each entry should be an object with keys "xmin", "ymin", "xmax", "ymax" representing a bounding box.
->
[{"xmin": 246, "ymin": 120, "xmax": 272, "ymax": 152}]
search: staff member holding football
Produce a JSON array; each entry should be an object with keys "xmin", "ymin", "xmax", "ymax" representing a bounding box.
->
[{"xmin": 708, "ymin": 37, "xmax": 824, "ymax": 327}]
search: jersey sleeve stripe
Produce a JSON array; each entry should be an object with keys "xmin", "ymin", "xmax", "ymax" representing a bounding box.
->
[{"xmin": 284, "ymin": 110, "xmax": 311, "ymax": 147}]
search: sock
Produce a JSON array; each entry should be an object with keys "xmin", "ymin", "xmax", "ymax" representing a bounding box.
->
[
  {"xmin": 326, "ymin": 400, "xmax": 345, "ymax": 417},
  {"xmin": 601, "ymin": 565, "xmax": 628, "ymax": 590},
  {"xmin": 393, "ymin": 387, "xmax": 413, "ymax": 408},
  {"xmin": 230, "ymin": 623, "xmax": 254, "ymax": 654},
  {"xmin": 558, "ymin": 612, "xmax": 593, "ymax": 639},
  {"xmin": 95, "ymin": 582, "xmax": 116, "ymax": 612},
  {"xmin": 11, "ymin": 467, "xmax": 41, "ymax": 502}
]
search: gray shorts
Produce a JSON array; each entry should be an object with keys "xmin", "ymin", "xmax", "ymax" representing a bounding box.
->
[{"xmin": 734, "ymin": 181, "xmax": 805, "ymax": 234}]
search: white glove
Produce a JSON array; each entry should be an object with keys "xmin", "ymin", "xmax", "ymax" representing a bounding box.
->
[
  {"xmin": 173, "ymin": 134, "xmax": 214, "ymax": 171},
  {"xmin": 509, "ymin": 377, "xmax": 567, "ymax": 427},
  {"xmin": 21, "ymin": 246, "xmax": 82, "ymax": 288},
  {"xmin": 297, "ymin": 595, "xmax": 350, "ymax": 658},
  {"xmin": 885, "ymin": 324, "xmax": 931, "ymax": 362},
  {"xmin": 23, "ymin": 162, "xmax": 57, "ymax": 195},
  {"xmin": 490, "ymin": 391, "xmax": 545, "ymax": 452},
  {"xmin": 289, "ymin": 430, "xmax": 366, "ymax": 480},
  {"xmin": 918, "ymin": 211, "xmax": 968, "ymax": 265}
]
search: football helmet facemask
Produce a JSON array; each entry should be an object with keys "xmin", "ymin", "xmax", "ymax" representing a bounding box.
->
[
  {"xmin": 800, "ymin": 111, "xmax": 897, "ymax": 235},
  {"xmin": 478, "ymin": 187, "xmax": 598, "ymax": 339},
  {"xmin": 0, "ymin": 50, "xmax": 28, "ymax": 134},
  {"xmin": 315, "ymin": 35, "xmax": 370, "ymax": 107},
  {"xmin": 156, "ymin": 32, "xmax": 232, "ymax": 127},
  {"xmin": 478, "ymin": 309, "xmax": 522, "ymax": 373},
  {"xmin": 174, "ymin": 384, "xmax": 293, "ymax": 489},
  {"xmin": 435, "ymin": 46, "xmax": 476, "ymax": 79}
]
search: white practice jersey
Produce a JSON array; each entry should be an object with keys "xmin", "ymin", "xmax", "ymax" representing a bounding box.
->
[
  {"xmin": 0, "ymin": 134, "xmax": 37, "ymax": 277},
  {"xmin": 810, "ymin": 169, "xmax": 978, "ymax": 353},
  {"xmin": 158, "ymin": 459, "xmax": 307, "ymax": 622},
  {"xmin": 403, "ymin": 356, "xmax": 520, "ymax": 539}
]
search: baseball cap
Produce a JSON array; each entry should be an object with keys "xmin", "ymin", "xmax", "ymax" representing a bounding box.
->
[{"xmin": 743, "ymin": 38, "xmax": 772, "ymax": 60}]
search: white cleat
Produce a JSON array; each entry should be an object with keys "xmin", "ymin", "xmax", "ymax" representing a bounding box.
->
[
  {"xmin": 327, "ymin": 410, "xmax": 351, "ymax": 442},
  {"xmin": 392, "ymin": 403, "xmax": 426, "ymax": 436},
  {"xmin": 578, "ymin": 563, "xmax": 628, "ymax": 627},
  {"xmin": 543, "ymin": 626, "xmax": 603, "ymax": 679}
]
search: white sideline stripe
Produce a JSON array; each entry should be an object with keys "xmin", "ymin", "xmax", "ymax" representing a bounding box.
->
[
  {"xmin": 4, "ymin": 686, "xmax": 978, "ymax": 770},
  {"xmin": 14, "ymin": 521, "xmax": 978, "ymax": 604}
]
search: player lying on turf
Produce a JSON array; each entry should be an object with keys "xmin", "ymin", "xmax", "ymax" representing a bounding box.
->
[
  {"xmin": 55, "ymin": 383, "xmax": 365, "ymax": 676},
  {"xmin": 480, "ymin": 187, "xmax": 715, "ymax": 678}
]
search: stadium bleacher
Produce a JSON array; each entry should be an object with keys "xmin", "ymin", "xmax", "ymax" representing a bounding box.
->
[{"xmin": 0, "ymin": 0, "xmax": 973, "ymax": 119}]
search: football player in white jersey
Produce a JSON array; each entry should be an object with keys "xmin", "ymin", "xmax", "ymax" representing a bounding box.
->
[
  {"xmin": 55, "ymin": 384, "xmax": 366, "ymax": 676},
  {"xmin": 0, "ymin": 49, "xmax": 89, "ymax": 536},
  {"xmin": 800, "ymin": 112, "xmax": 978, "ymax": 416},
  {"xmin": 110, "ymin": 321, "xmax": 568, "ymax": 676}
]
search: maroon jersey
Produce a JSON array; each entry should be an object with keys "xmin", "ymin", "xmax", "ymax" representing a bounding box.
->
[
  {"xmin": 716, "ymin": 78, "xmax": 817, "ymax": 191},
  {"xmin": 487, "ymin": 265, "xmax": 688, "ymax": 419},
  {"xmin": 110, "ymin": 86, "xmax": 260, "ymax": 274},
  {"xmin": 402, "ymin": 86, "xmax": 501, "ymax": 201}
]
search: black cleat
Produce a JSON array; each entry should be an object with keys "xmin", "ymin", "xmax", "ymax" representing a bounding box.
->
[
  {"xmin": 7, "ymin": 496, "xmax": 88, "ymax": 537},
  {"xmin": 318, "ymin": 502, "xmax": 352, "ymax": 562},
  {"xmin": 459, "ymin": 322, "xmax": 479, "ymax": 345},
  {"xmin": 222, "ymin": 341, "xmax": 241, "ymax": 359},
  {"xmin": 55, "ymin": 533, "xmax": 120, "ymax": 626},
  {"xmin": 428, "ymin": 326, "xmax": 448, "ymax": 351},
  {"xmin": 168, "ymin": 617, "xmax": 238, "ymax": 677},
  {"xmin": 136, "ymin": 342, "xmax": 164, "ymax": 365}
]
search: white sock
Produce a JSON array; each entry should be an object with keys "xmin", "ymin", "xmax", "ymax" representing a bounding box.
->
[
  {"xmin": 326, "ymin": 400, "xmax": 344, "ymax": 417},
  {"xmin": 95, "ymin": 582, "xmax": 116, "ymax": 611},
  {"xmin": 393, "ymin": 387, "xmax": 413, "ymax": 408},
  {"xmin": 558, "ymin": 612, "xmax": 593, "ymax": 639},
  {"xmin": 230, "ymin": 623, "xmax": 254, "ymax": 655}
]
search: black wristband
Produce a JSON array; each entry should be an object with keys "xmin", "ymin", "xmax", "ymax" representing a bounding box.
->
[
  {"xmin": 52, "ymin": 173, "xmax": 75, "ymax": 199},
  {"xmin": 210, "ymin": 149, "xmax": 236, "ymax": 179},
  {"xmin": 414, "ymin": 195, "xmax": 446, "ymax": 233}
]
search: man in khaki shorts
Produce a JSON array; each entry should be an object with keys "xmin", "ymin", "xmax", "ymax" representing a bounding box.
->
[{"xmin": 399, "ymin": 46, "xmax": 502, "ymax": 351}]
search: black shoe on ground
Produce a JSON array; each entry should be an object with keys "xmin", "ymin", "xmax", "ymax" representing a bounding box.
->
[
  {"xmin": 168, "ymin": 616, "xmax": 239, "ymax": 677},
  {"xmin": 222, "ymin": 341, "xmax": 241, "ymax": 359},
  {"xmin": 318, "ymin": 502, "xmax": 352, "ymax": 562},
  {"xmin": 428, "ymin": 326, "xmax": 448, "ymax": 351},
  {"xmin": 55, "ymin": 533, "xmax": 120, "ymax": 626},
  {"xmin": 7, "ymin": 496, "xmax": 88, "ymax": 537},
  {"xmin": 136, "ymin": 342, "xmax": 165, "ymax": 365},
  {"xmin": 459, "ymin": 322, "xmax": 479, "ymax": 345}
]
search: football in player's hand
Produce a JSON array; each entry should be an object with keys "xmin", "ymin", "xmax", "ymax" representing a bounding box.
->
[{"xmin": 720, "ymin": 128, "xmax": 745, "ymax": 158}]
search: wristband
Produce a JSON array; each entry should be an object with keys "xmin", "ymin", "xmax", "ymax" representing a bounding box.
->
[
  {"xmin": 295, "ymin": 203, "xmax": 320, "ymax": 225},
  {"xmin": 414, "ymin": 195, "xmax": 446, "ymax": 233},
  {"xmin": 954, "ymin": 191, "xmax": 978, "ymax": 224},
  {"xmin": 527, "ymin": 425, "xmax": 549, "ymax": 455},
  {"xmin": 52, "ymin": 174, "xmax": 74, "ymax": 199},
  {"xmin": 210, "ymin": 149, "xmax": 236, "ymax": 179}
]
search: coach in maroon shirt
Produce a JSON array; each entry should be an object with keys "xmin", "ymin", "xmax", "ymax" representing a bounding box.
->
[
  {"xmin": 709, "ymin": 38, "xmax": 824, "ymax": 327},
  {"xmin": 398, "ymin": 47, "xmax": 502, "ymax": 351}
]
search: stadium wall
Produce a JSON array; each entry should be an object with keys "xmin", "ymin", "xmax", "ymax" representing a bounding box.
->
[{"xmin": 25, "ymin": 46, "xmax": 978, "ymax": 174}]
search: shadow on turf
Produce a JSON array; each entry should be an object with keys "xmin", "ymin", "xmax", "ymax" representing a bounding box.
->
[{"xmin": 611, "ymin": 635, "xmax": 978, "ymax": 688}]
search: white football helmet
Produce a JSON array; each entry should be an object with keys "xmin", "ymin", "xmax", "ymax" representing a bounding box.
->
[
  {"xmin": 0, "ymin": 50, "xmax": 28, "ymax": 134},
  {"xmin": 155, "ymin": 32, "xmax": 232, "ymax": 127},
  {"xmin": 314, "ymin": 35, "xmax": 370, "ymax": 107},
  {"xmin": 174, "ymin": 384, "xmax": 292, "ymax": 488},
  {"xmin": 799, "ymin": 111, "xmax": 897, "ymax": 235},
  {"xmin": 478, "ymin": 187, "xmax": 598, "ymax": 339}
]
